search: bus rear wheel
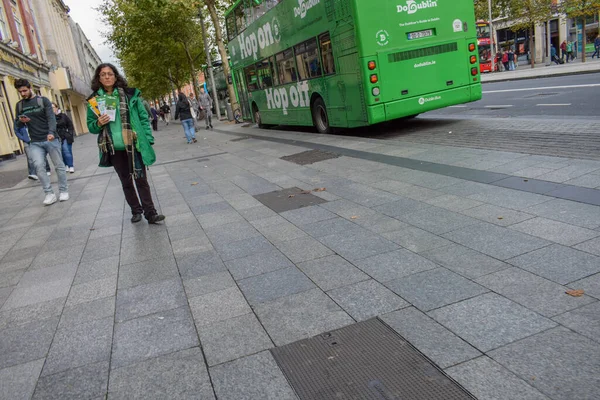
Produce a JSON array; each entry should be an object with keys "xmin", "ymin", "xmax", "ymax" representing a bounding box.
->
[{"xmin": 312, "ymin": 98, "xmax": 331, "ymax": 134}]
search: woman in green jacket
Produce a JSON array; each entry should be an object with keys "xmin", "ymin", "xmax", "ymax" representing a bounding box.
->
[{"xmin": 86, "ymin": 63, "xmax": 165, "ymax": 224}]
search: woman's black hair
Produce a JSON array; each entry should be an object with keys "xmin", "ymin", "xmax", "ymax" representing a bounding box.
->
[
  {"xmin": 178, "ymin": 92, "xmax": 187, "ymax": 102},
  {"xmin": 91, "ymin": 63, "xmax": 128, "ymax": 92}
]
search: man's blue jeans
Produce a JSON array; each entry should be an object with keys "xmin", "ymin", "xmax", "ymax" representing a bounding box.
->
[
  {"xmin": 61, "ymin": 140, "xmax": 74, "ymax": 168},
  {"xmin": 181, "ymin": 118, "xmax": 196, "ymax": 143},
  {"xmin": 29, "ymin": 140, "xmax": 68, "ymax": 194},
  {"xmin": 23, "ymin": 142, "xmax": 50, "ymax": 175}
]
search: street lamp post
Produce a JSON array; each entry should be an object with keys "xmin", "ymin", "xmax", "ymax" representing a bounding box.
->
[
  {"xmin": 198, "ymin": 7, "xmax": 221, "ymax": 121},
  {"xmin": 488, "ymin": 0, "xmax": 496, "ymax": 72}
]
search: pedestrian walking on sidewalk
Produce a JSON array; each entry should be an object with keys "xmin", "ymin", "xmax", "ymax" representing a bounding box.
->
[
  {"xmin": 53, "ymin": 103, "xmax": 76, "ymax": 173},
  {"xmin": 199, "ymin": 87, "xmax": 213, "ymax": 130},
  {"xmin": 188, "ymin": 93, "xmax": 201, "ymax": 120},
  {"xmin": 592, "ymin": 35, "xmax": 600, "ymax": 59},
  {"xmin": 14, "ymin": 79, "xmax": 68, "ymax": 205},
  {"xmin": 14, "ymin": 123, "xmax": 50, "ymax": 180},
  {"xmin": 566, "ymin": 41, "xmax": 574, "ymax": 62},
  {"xmin": 160, "ymin": 102, "xmax": 170, "ymax": 125},
  {"xmin": 86, "ymin": 63, "xmax": 165, "ymax": 224},
  {"xmin": 174, "ymin": 93, "xmax": 198, "ymax": 144},
  {"xmin": 501, "ymin": 50, "xmax": 509, "ymax": 71},
  {"xmin": 560, "ymin": 40, "xmax": 567, "ymax": 62},
  {"xmin": 550, "ymin": 45, "xmax": 560, "ymax": 65},
  {"xmin": 150, "ymin": 105, "xmax": 158, "ymax": 132},
  {"xmin": 508, "ymin": 49, "xmax": 515, "ymax": 71}
]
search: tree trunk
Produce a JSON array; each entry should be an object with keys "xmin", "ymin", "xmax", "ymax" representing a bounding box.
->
[
  {"xmin": 182, "ymin": 42, "xmax": 200, "ymax": 100},
  {"xmin": 581, "ymin": 17, "xmax": 587, "ymax": 63},
  {"xmin": 205, "ymin": 0, "xmax": 239, "ymax": 112},
  {"xmin": 530, "ymin": 27, "xmax": 535, "ymax": 68}
]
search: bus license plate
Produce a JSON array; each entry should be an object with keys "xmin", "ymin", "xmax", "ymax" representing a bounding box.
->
[{"xmin": 408, "ymin": 29, "xmax": 433, "ymax": 40}]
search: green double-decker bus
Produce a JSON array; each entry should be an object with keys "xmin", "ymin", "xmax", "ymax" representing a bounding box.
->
[{"xmin": 225, "ymin": 0, "xmax": 482, "ymax": 133}]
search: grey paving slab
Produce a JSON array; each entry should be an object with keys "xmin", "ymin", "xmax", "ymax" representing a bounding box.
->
[
  {"xmin": 120, "ymin": 232, "xmax": 173, "ymax": 265},
  {"xmin": 467, "ymin": 186, "xmax": 551, "ymax": 211},
  {"xmin": 0, "ymin": 257, "xmax": 34, "ymax": 274},
  {"xmin": 215, "ymin": 235, "xmax": 275, "ymax": 261},
  {"xmin": 552, "ymin": 302, "xmax": 600, "ymax": 343},
  {"xmin": 429, "ymin": 293, "xmax": 557, "ymax": 352},
  {"xmin": 81, "ymin": 234, "xmax": 121, "ymax": 263},
  {"xmin": 574, "ymin": 236, "xmax": 600, "ymax": 256},
  {"xmin": 570, "ymin": 273, "xmax": 600, "ymax": 300},
  {"xmin": 327, "ymin": 279, "xmax": 408, "ymax": 321},
  {"xmin": 350, "ymin": 213, "xmax": 408, "ymax": 234},
  {"xmin": 29, "ymin": 245, "xmax": 85, "ymax": 270},
  {"xmin": 205, "ymin": 221, "xmax": 260, "ymax": 246},
  {"xmin": 42, "ymin": 317, "xmax": 113, "ymax": 376},
  {"xmin": 525, "ymin": 199, "xmax": 600, "ymax": 229},
  {"xmin": 382, "ymin": 307, "xmax": 481, "ymax": 369},
  {"xmin": 489, "ymin": 327, "xmax": 600, "ymax": 400},
  {"xmin": 446, "ymin": 356, "xmax": 549, "ymax": 400},
  {"xmin": 188, "ymin": 286, "xmax": 251, "ymax": 327},
  {"xmin": 18, "ymin": 263, "xmax": 77, "ymax": 288},
  {"xmin": 0, "ymin": 298, "xmax": 64, "ymax": 331},
  {"xmin": 297, "ymin": 255, "xmax": 369, "ymax": 291},
  {"xmin": 355, "ymin": 249, "xmax": 439, "ymax": 282},
  {"xmin": 198, "ymin": 313, "xmax": 273, "ymax": 366},
  {"xmin": 59, "ymin": 296, "xmax": 115, "ymax": 329},
  {"xmin": 74, "ymin": 256, "xmax": 120, "ymax": 286},
  {"xmin": 239, "ymin": 205, "xmax": 278, "ymax": 221},
  {"xmin": 111, "ymin": 306, "xmax": 199, "ymax": 369},
  {"xmin": 0, "ymin": 269, "xmax": 24, "ymax": 289},
  {"xmin": 381, "ymin": 226, "xmax": 453, "ymax": 253},
  {"xmin": 443, "ymin": 222, "xmax": 551, "ymax": 260},
  {"xmin": 386, "ymin": 267, "xmax": 488, "ymax": 312},
  {"xmin": 299, "ymin": 217, "xmax": 366, "ymax": 238},
  {"xmin": 564, "ymin": 173, "xmax": 600, "ymax": 188},
  {"xmin": 108, "ymin": 347, "xmax": 214, "ymax": 400},
  {"xmin": 279, "ymin": 205, "xmax": 337, "ymax": 226},
  {"xmin": 2, "ymin": 278, "xmax": 73, "ymax": 311},
  {"xmin": 165, "ymin": 222, "xmax": 204, "ymax": 242},
  {"xmin": 253, "ymin": 288, "xmax": 353, "ymax": 346},
  {"xmin": 176, "ymin": 249, "xmax": 226, "ymax": 279},
  {"xmin": 0, "ymin": 286, "xmax": 11, "ymax": 309},
  {"xmin": 424, "ymin": 194, "xmax": 484, "ymax": 212},
  {"xmin": 275, "ymin": 236, "xmax": 334, "ymax": 263},
  {"xmin": 65, "ymin": 275, "xmax": 117, "ymax": 307},
  {"xmin": 238, "ymin": 267, "xmax": 315, "ymax": 305},
  {"xmin": 33, "ymin": 361, "xmax": 109, "ymax": 400},
  {"xmin": 318, "ymin": 231, "xmax": 399, "ymax": 261},
  {"xmin": 509, "ymin": 217, "xmax": 599, "ymax": 246},
  {"xmin": 319, "ymin": 199, "xmax": 377, "ymax": 220},
  {"xmin": 372, "ymin": 197, "xmax": 431, "ymax": 218},
  {"xmin": 197, "ymin": 209, "xmax": 245, "ymax": 229},
  {"xmin": 476, "ymin": 267, "xmax": 596, "ymax": 318},
  {"xmin": 225, "ymin": 249, "xmax": 294, "ymax": 280},
  {"xmin": 115, "ymin": 279, "xmax": 187, "ymax": 323},
  {"xmin": 190, "ymin": 201, "xmax": 234, "ymax": 216},
  {"xmin": 254, "ymin": 220, "xmax": 308, "ymax": 243},
  {"xmin": 210, "ymin": 351, "xmax": 297, "ymax": 400},
  {"xmin": 459, "ymin": 204, "xmax": 535, "ymax": 227},
  {"xmin": 397, "ymin": 206, "xmax": 480, "ymax": 235},
  {"xmin": 0, "ymin": 359, "xmax": 45, "ymax": 400},
  {"xmin": 509, "ymin": 244, "xmax": 600, "ymax": 285},
  {"xmin": 118, "ymin": 256, "xmax": 179, "ymax": 290},
  {"xmin": 183, "ymin": 271, "xmax": 236, "ymax": 298},
  {"xmin": 421, "ymin": 244, "xmax": 509, "ymax": 279}
]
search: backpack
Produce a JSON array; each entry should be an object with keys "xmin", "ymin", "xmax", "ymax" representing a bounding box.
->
[
  {"xmin": 17, "ymin": 96, "xmax": 44, "ymax": 116},
  {"xmin": 501, "ymin": 53, "xmax": 508, "ymax": 63}
]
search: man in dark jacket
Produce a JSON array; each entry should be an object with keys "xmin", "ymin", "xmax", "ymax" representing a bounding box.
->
[
  {"xmin": 14, "ymin": 79, "xmax": 68, "ymax": 205},
  {"xmin": 160, "ymin": 102, "xmax": 171, "ymax": 125},
  {"xmin": 174, "ymin": 93, "xmax": 197, "ymax": 144}
]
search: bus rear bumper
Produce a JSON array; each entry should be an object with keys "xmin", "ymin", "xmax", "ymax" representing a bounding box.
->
[{"xmin": 367, "ymin": 84, "xmax": 482, "ymax": 125}]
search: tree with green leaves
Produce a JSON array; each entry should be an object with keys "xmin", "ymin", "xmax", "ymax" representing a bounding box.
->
[
  {"xmin": 98, "ymin": 0, "xmax": 205, "ymax": 100},
  {"xmin": 473, "ymin": 0, "xmax": 511, "ymax": 20},
  {"xmin": 505, "ymin": 0, "xmax": 554, "ymax": 68},
  {"xmin": 560, "ymin": 0, "xmax": 600, "ymax": 62}
]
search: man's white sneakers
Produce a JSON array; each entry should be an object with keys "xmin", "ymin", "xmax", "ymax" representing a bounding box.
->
[
  {"xmin": 46, "ymin": 171, "xmax": 51, "ymax": 176},
  {"xmin": 69, "ymin": 167, "xmax": 75, "ymax": 173},
  {"xmin": 28, "ymin": 175, "xmax": 38, "ymax": 180},
  {"xmin": 59, "ymin": 192, "xmax": 69, "ymax": 202},
  {"xmin": 43, "ymin": 193, "xmax": 57, "ymax": 206}
]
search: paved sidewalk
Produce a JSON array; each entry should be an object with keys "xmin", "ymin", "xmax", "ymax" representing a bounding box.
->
[
  {"xmin": 1, "ymin": 119, "xmax": 599, "ymax": 399},
  {"xmin": 481, "ymin": 57, "xmax": 600, "ymax": 83}
]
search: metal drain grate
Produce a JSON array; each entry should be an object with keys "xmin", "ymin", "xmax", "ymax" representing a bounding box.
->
[
  {"xmin": 281, "ymin": 150, "xmax": 340, "ymax": 165},
  {"xmin": 271, "ymin": 318, "xmax": 476, "ymax": 400},
  {"xmin": 254, "ymin": 187, "xmax": 327, "ymax": 213}
]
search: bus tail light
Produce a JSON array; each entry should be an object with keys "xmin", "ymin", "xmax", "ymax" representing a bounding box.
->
[
  {"xmin": 471, "ymin": 67, "xmax": 478, "ymax": 76},
  {"xmin": 368, "ymin": 61, "xmax": 376, "ymax": 70},
  {"xmin": 470, "ymin": 55, "xmax": 477, "ymax": 64},
  {"xmin": 469, "ymin": 43, "xmax": 476, "ymax": 52},
  {"xmin": 372, "ymin": 87, "xmax": 380, "ymax": 96},
  {"xmin": 370, "ymin": 74, "xmax": 378, "ymax": 84}
]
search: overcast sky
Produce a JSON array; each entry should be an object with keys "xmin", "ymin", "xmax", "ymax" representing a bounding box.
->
[{"xmin": 65, "ymin": 0, "xmax": 118, "ymax": 66}]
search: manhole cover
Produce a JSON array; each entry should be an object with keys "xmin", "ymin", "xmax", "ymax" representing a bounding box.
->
[
  {"xmin": 271, "ymin": 318, "xmax": 476, "ymax": 400},
  {"xmin": 281, "ymin": 149, "xmax": 340, "ymax": 165},
  {"xmin": 253, "ymin": 187, "xmax": 327, "ymax": 213}
]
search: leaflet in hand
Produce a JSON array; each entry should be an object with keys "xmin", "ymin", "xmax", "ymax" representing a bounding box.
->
[{"xmin": 97, "ymin": 96, "xmax": 118, "ymax": 121}]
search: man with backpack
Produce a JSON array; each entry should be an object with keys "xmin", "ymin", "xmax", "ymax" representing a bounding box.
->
[{"xmin": 14, "ymin": 79, "xmax": 68, "ymax": 205}]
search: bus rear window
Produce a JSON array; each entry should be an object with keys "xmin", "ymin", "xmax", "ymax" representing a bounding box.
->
[
  {"xmin": 319, "ymin": 33, "xmax": 335, "ymax": 75},
  {"xmin": 295, "ymin": 38, "xmax": 321, "ymax": 80},
  {"xmin": 276, "ymin": 49, "xmax": 297, "ymax": 84}
]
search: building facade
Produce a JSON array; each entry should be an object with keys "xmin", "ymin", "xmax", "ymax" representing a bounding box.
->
[{"xmin": 0, "ymin": 0, "xmax": 51, "ymax": 160}]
